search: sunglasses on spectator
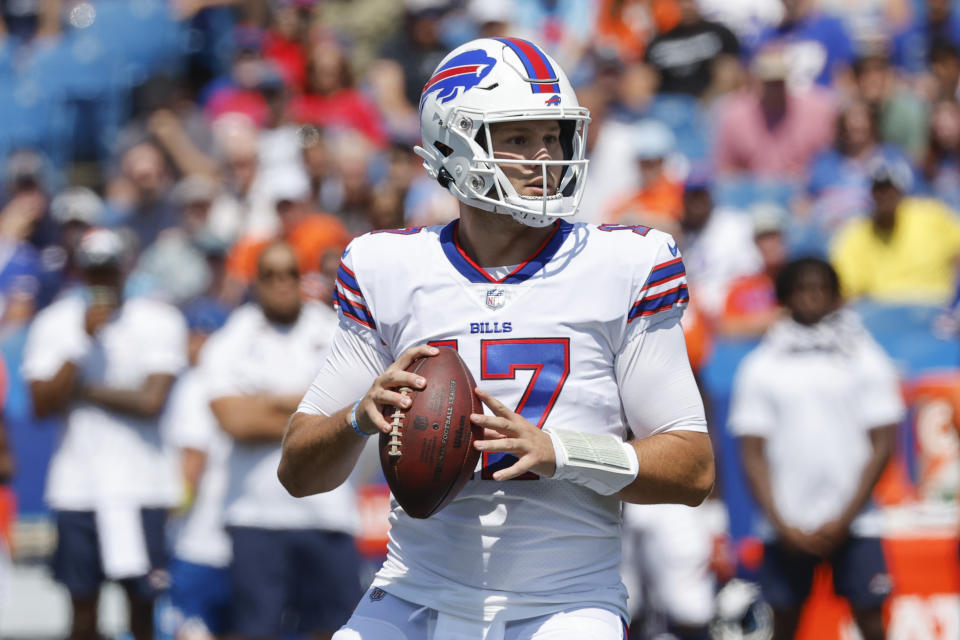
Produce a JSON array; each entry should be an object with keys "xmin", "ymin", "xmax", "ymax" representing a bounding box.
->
[{"xmin": 258, "ymin": 267, "xmax": 300, "ymax": 283}]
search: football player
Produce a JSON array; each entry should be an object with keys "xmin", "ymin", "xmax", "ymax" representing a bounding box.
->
[{"xmin": 279, "ymin": 38, "xmax": 714, "ymax": 640}]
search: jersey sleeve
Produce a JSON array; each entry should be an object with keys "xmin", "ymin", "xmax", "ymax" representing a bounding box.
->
[
  {"xmin": 626, "ymin": 232, "xmax": 690, "ymax": 338},
  {"xmin": 333, "ymin": 241, "xmax": 382, "ymax": 349},
  {"xmin": 297, "ymin": 321, "xmax": 393, "ymax": 416},
  {"xmin": 616, "ymin": 315, "xmax": 707, "ymax": 439}
]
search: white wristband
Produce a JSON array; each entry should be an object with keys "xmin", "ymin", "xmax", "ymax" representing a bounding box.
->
[{"xmin": 546, "ymin": 429, "xmax": 639, "ymax": 495}]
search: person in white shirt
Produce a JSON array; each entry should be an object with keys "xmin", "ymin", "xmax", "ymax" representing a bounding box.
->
[
  {"xmin": 278, "ymin": 38, "xmax": 715, "ymax": 640},
  {"xmin": 728, "ymin": 257, "xmax": 904, "ymax": 640},
  {"xmin": 677, "ymin": 175, "xmax": 762, "ymax": 320},
  {"xmin": 23, "ymin": 228, "xmax": 187, "ymax": 640},
  {"xmin": 201, "ymin": 241, "xmax": 360, "ymax": 640},
  {"xmin": 162, "ymin": 300, "xmax": 233, "ymax": 640}
]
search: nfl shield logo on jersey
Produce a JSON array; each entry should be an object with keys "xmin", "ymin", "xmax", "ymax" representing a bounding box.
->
[{"xmin": 485, "ymin": 288, "xmax": 505, "ymax": 310}]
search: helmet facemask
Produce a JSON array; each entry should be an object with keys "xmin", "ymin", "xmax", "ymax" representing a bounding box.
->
[
  {"xmin": 415, "ymin": 38, "xmax": 591, "ymax": 227},
  {"xmin": 416, "ymin": 108, "xmax": 590, "ymax": 227}
]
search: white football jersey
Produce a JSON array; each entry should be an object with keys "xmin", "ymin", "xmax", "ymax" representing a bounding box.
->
[{"xmin": 331, "ymin": 220, "xmax": 697, "ymax": 622}]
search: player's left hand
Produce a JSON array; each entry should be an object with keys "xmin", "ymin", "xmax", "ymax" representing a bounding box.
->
[{"xmin": 471, "ymin": 387, "xmax": 556, "ymax": 481}]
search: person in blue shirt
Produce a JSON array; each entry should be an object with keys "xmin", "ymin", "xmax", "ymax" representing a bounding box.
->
[
  {"xmin": 750, "ymin": 0, "xmax": 855, "ymax": 88},
  {"xmin": 807, "ymin": 99, "xmax": 919, "ymax": 240},
  {"xmin": 891, "ymin": 0, "xmax": 960, "ymax": 74}
]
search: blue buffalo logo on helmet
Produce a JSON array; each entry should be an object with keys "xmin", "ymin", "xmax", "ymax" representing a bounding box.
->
[
  {"xmin": 420, "ymin": 49, "xmax": 497, "ymax": 111},
  {"xmin": 545, "ymin": 95, "xmax": 561, "ymax": 106}
]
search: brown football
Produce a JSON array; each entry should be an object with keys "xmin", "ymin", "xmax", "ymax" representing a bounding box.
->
[{"xmin": 379, "ymin": 347, "xmax": 482, "ymax": 519}]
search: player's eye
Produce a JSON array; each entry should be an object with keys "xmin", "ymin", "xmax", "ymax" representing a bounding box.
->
[
  {"xmin": 544, "ymin": 135, "xmax": 559, "ymax": 146},
  {"xmin": 506, "ymin": 135, "xmax": 526, "ymax": 145}
]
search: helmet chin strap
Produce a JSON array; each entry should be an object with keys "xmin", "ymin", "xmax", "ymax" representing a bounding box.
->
[{"xmin": 502, "ymin": 194, "xmax": 564, "ymax": 227}]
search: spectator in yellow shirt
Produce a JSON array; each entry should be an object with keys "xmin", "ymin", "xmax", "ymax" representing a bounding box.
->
[{"xmin": 830, "ymin": 158, "xmax": 960, "ymax": 305}]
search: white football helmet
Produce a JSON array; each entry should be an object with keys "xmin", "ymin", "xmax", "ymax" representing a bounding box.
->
[
  {"xmin": 414, "ymin": 37, "xmax": 590, "ymax": 227},
  {"xmin": 710, "ymin": 580, "xmax": 774, "ymax": 640}
]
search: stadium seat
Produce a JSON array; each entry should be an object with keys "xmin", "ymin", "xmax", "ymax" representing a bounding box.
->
[{"xmin": 646, "ymin": 93, "xmax": 712, "ymax": 162}]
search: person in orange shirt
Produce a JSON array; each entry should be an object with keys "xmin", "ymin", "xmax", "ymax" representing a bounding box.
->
[
  {"xmin": 720, "ymin": 203, "xmax": 790, "ymax": 338},
  {"xmin": 226, "ymin": 172, "xmax": 352, "ymax": 304},
  {"xmin": 604, "ymin": 119, "xmax": 684, "ymax": 229}
]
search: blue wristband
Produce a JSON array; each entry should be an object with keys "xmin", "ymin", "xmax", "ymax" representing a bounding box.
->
[{"xmin": 350, "ymin": 401, "xmax": 370, "ymax": 437}]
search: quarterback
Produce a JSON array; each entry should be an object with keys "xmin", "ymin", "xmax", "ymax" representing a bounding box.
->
[{"xmin": 279, "ymin": 38, "xmax": 714, "ymax": 640}]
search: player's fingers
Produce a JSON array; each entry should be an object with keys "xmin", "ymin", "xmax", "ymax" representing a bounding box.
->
[
  {"xmin": 379, "ymin": 369, "xmax": 427, "ymax": 391},
  {"xmin": 474, "ymin": 387, "xmax": 516, "ymax": 418},
  {"xmin": 492, "ymin": 455, "xmax": 534, "ymax": 481},
  {"xmin": 359, "ymin": 401, "xmax": 391, "ymax": 434},
  {"xmin": 473, "ymin": 437, "xmax": 520, "ymax": 453},
  {"xmin": 393, "ymin": 344, "xmax": 439, "ymax": 371},
  {"xmin": 480, "ymin": 427, "xmax": 506, "ymax": 440},
  {"xmin": 470, "ymin": 412, "xmax": 519, "ymax": 434},
  {"xmin": 372, "ymin": 388, "xmax": 412, "ymax": 410}
]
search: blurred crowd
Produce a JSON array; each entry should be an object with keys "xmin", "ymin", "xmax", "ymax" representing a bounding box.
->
[
  {"xmin": 0, "ymin": 0, "xmax": 958, "ymax": 638},
  {"xmin": 0, "ymin": 0, "xmax": 954, "ymax": 367}
]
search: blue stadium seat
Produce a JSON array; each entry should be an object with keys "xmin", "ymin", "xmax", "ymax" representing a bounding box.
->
[
  {"xmin": 0, "ymin": 79, "xmax": 70, "ymax": 167},
  {"xmin": 80, "ymin": 0, "xmax": 187, "ymax": 83},
  {"xmin": 21, "ymin": 32, "xmax": 133, "ymax": 163},
  {"xmin": 646, "ymin": 93, "xmax": 712, "ymax": 162},
  {"xmin": 712, "ymin": 176, "xmax": 801, "ymax": 211},
  {"xmin": 852, "ymin": 301, "xmax": 960, "ymax": 376}
]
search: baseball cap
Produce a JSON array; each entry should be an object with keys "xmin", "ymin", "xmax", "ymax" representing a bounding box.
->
[
  {"xmin": 467, "ymin": 0, "xmax": 512, "ymax": 24},
  {"xmin": 749, "ymin": 202, "xmax": 788, "ymax": 235},
  {"xmin": 75, "ymin": 228, "xmax": 127, "ymax": 269},
  {"xmin": 403, "ymin": 0, "xmax": 450, "ymax": 16},
  {"xmin": 751, "ymin": 47, "xmax": 789, "ymax": 82},
  {"xmin": 172, "ymin": 175, "xmax": 219, "ymax": 207},
  {"xmin": 51, "ymin": 187, "xmax": 105, "ymax": 226},
  {"xmin": 867, "ymin": 155, "xmax": 913, "ymax": 192},
  {"xmin": 5, "ymin": 149, "xmax": 47, "ymax": 192},
  {"xmin": 264, "ymin": 170, "xmax": 310, "ymax": 203},
  {"xmin": 684, "ymin": 165, "xmax": 713, "ymax": 192},
  {"xmin": 632, "ymin": 119, "xmax": 675, "ymax": 160}
]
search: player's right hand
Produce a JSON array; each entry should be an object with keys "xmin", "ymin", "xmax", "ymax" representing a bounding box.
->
[{"xmin": 354, "ymin": 344, "xmax": 438, "ymax": 435}]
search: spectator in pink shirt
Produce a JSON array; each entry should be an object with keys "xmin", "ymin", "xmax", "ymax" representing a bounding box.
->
[{"xmin": 713, "ymin": 47, "xmax": 836, "ymax": 181}]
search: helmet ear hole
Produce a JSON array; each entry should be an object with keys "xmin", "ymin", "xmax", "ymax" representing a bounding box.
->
[{"xmin": 434, "ymin": 142, "xmax": 454, "ymax": 157}]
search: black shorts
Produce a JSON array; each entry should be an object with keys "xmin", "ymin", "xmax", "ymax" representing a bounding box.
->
[
  {"xmin": 760, "ymin": 536, "xmax": 892, "ymax": 610},
  {"xmin": 52, "ymin": 508, "xmax": 168, "ymax": 600}
]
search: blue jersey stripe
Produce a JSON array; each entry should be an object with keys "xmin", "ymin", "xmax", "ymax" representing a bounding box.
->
[
  {"xmin": 334, "ymin": 289, "xmax": 376, "ymax": 329},
  {"xmin": 629, "ymin": 285, "xmax": 690, "ymax": 320},
  {"xmin": 337, "ymin": 262, "xmax": 361, "ymax": 293},
  {"xmin": 643, "ymin": 259, "xmax": 686, "ymax": 290},
  {"xmin": 336, "ymin": 274, "xmax": 363, "ymax": 299}
]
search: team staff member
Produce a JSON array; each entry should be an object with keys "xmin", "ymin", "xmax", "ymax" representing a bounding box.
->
[
  {"xmin": 730, "ymin": 258, "xmax": 904, "ymax": 640},
  {"xmin": 24, "ymin": 228, "xmax": 187, "ymax": 640},
  {"xmin": 279, "ymin": 38, "xmax": 714, "ymax": 639},
  {"xmin": 163, "ymin": 301, "xmax": 232, "ymax": 640},
  {"xmin": 201, "ymin": 241, "xmax": 361, "ymax": 640}
]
